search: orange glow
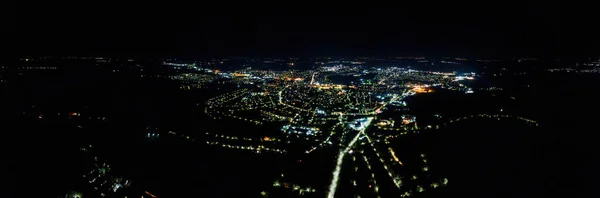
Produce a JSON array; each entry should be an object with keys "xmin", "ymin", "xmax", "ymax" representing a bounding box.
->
[
  {"xmin": 68, "ymin": 112, "xmax": 78, "ymax": 116},
  {"xmin": 412, "ymin": 87, "xmax": 433, "ymax": 93},
  {"xmin": 389, "ymin": 148, "xmax": 403, "ymax": 166},
  {"xmin": 145, "ymin": 191, "xmax": 157, "ymax": 198},
  {"xmin": 377, "ymin": 121, "xmax": 389, "ymax": 126},
  {"xmin": 263, "ymin": 136, "xmax": 271, "ymax": 141},
  {"xmin": 233, "ymin": 73, "xmax": 249, "ymax": 77}
]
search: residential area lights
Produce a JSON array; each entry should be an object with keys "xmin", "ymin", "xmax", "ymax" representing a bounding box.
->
[
  {"xmin": 327, "ymin": 117, "xmax": 374, "ymax": 198},
  {"xmin": 187, "ymin": 63, "xmax": 537, "ymax": 197}
]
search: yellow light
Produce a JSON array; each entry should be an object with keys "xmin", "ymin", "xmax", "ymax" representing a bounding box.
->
[{"xmin": 389, "ymin": 147, "xmax": 403, "ymax": 166}]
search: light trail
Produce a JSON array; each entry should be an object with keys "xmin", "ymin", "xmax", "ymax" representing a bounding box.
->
[
  {"xmin": 145, "ymin": 191, "xmax": 157, "ymax": 198},
  {"xmin": 389, "ymin": 147, "xmax": 403, "ymax": 166},
  {"xmin": 278, "ymin": 89, "xmax": 283, "ymax": 104},
  {"xmin": 327, "ymin": 117, "xmax": 374, "ymax": 198}
]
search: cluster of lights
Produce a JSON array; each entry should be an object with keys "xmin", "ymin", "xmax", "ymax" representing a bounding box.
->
[
  {"xmin": 364, "ymin": 133, "xmax": 402, "ymax": 188},
  {"xmin": 20, "ymin": 66, "xmax": 59, "ymax": 70},
  {"xmin": 305, "ymin": 122, "xmax": 341, "ymax": 154},
  {"xmin": 204, "ymin": 132, "xmax": 282, "ymax": 143},
  {"xmin": 269, "ymin": 177, "xmax": 316, "ymax": 196},
  {"xmin": 206, "ymin": 88, "xmax": 250, "ymax": 106},
  {"xmin": 362, "ymin": 127, "xmax": 450, "ymax": 197},
  {"xmin": 227, "ymin": 93, "xmax": 273, "ymax": 110},
  {"xmin": 278, "ymin": 88, "xmax": 311, "ymax": 112},
  {"xmin": 170, "ymin": 73, "xmax": 215, "ymax": 84},
  {"xmin": 358, "ymin": 153, "xmax": 380, "ymax": 196},
  {"xmin": 205, "ymin": 141, "xmax": 286, "ymax": 154},
  {"xmin": 261, "ymin": 110, "xmax": 294, "ymax": 122},
  {"xmin": 420, "ymin": 153, "xmax": 429, "ymax": 172},
  {"xmin": 196, "ymin": 65, "xmax": 512, "ymax": 197},
  {"xmin": 281, "ymin": 125, "xmax": 320, "ymax": 136},
  {"xmin": 80, "ymin": 146, "xmax": 130, "ymax": 197},
  {"xmin": 162, "ymin": 62, "xmax": 193, "ymax": 67},
  {"xmin": 208, "ymin": 109, "xmax": 264, "ymax": 125},
  {"xmin": 327, "ymin": 117, "xmax": 373, "ymax": 198},
  {"xmin": 441, "ymin": 114, "xmax": 538, "ymax": 127},
  {"xmin": 380, "ymin": 113, "xmax": 538, "ymax": 138},
  {"xmin": 166, "ymin": 130, "xmax": 196, "ymax": 141},
  {"xmin": 166, "ymin": 131, "xmax": 285, "ymax": 154}
]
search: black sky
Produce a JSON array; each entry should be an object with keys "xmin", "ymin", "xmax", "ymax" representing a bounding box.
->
[{"xmin": 13, "ymin": 1, "xmax": 593, "ymax": 58}]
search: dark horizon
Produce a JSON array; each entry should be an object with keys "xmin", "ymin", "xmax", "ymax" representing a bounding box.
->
[{"xmin": 15, "ymin": 1, "xmax": 597, "ymax": 58}]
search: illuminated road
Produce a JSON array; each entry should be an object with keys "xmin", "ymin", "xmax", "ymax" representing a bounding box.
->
[
  {"xmin": 310, "ymin": 72, "xmax": 318, "ymax": 85},
  {"xmin": 365, "ymin": 132, "xmax": 402, "ymax": 188},
  {"xmin": 277, "ymin": 86, "xmax": 308, "ymax": 112},
  {"xmin": 327, "ymin": 117, "xmax": 374, "ymax": 198},
  {"xmin": 278, "ymin": 89, "xmax": 283, "ymax": 104}
]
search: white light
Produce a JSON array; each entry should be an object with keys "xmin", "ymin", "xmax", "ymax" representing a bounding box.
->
[{"xmin": 327, "ymin": 117, "xmax": 374, "ymax": 198}]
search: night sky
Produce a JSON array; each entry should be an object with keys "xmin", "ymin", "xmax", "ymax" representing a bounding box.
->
[{"xmin": 12, "ymin": 1, "xmax": 596, "ymax": 57}]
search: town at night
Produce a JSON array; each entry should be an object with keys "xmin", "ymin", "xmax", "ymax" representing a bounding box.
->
[{"xmin": 4, "ymin": 2, "xmax": 600, "ymax": 198}]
